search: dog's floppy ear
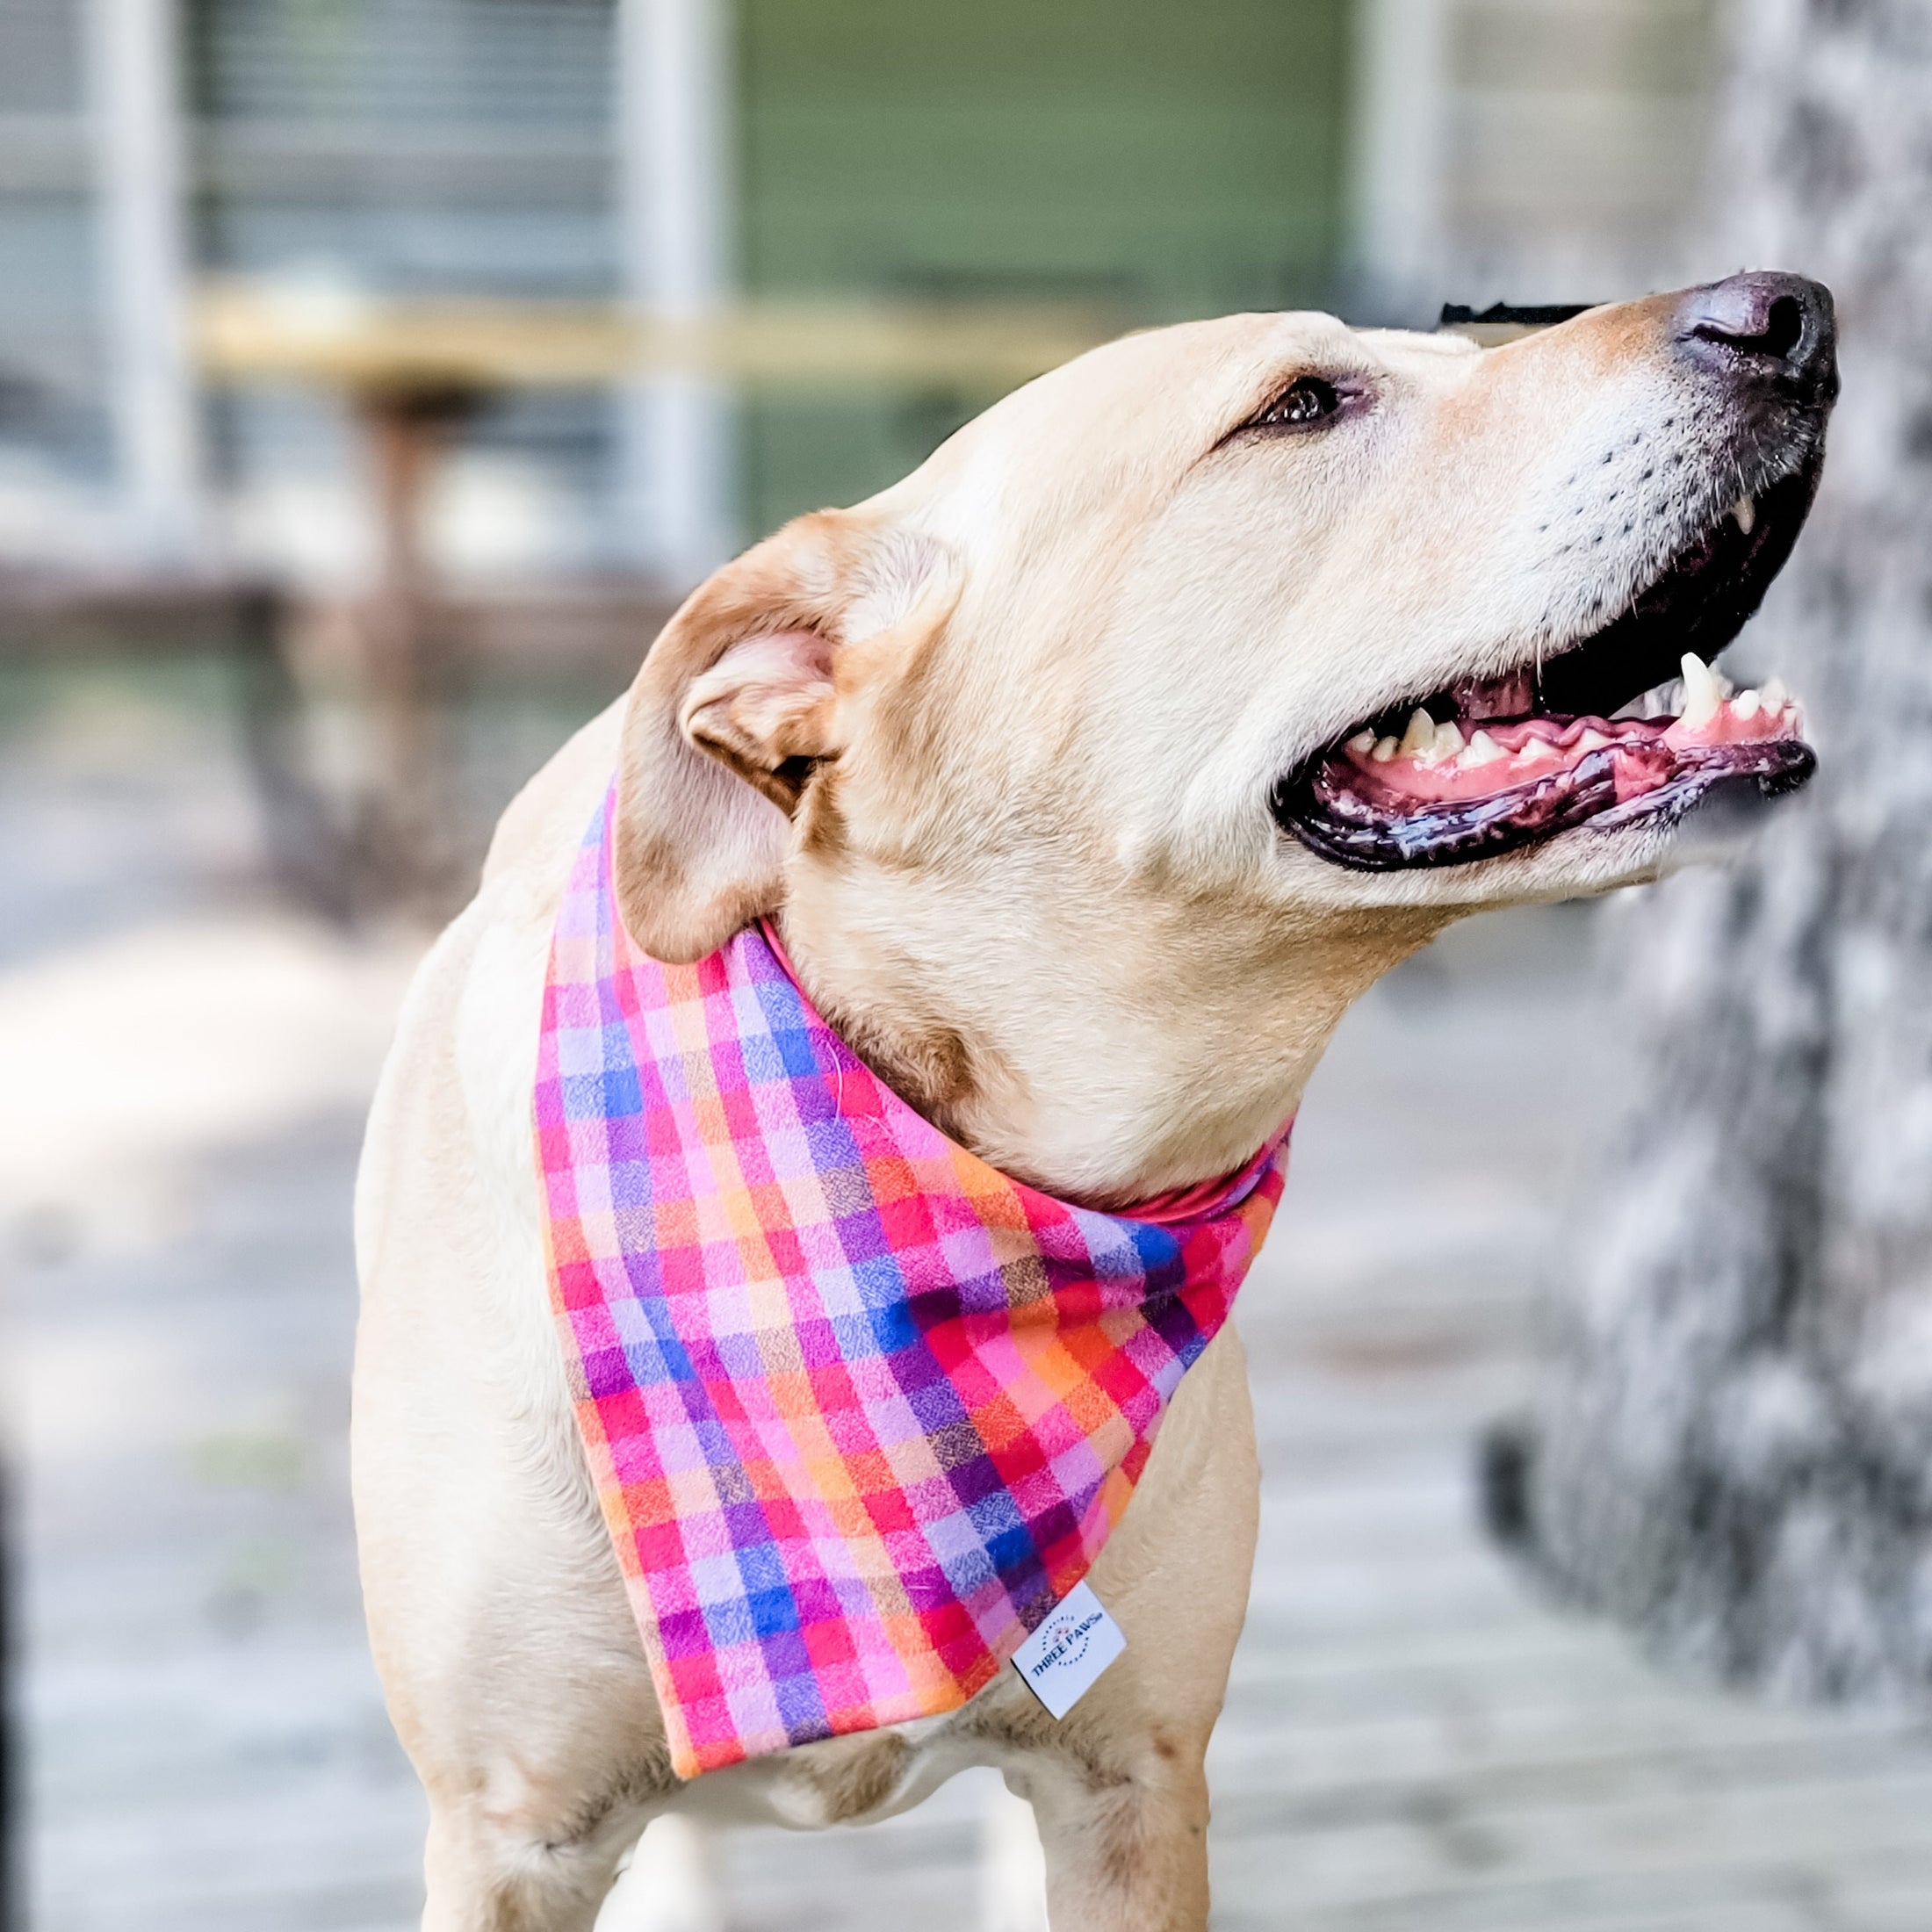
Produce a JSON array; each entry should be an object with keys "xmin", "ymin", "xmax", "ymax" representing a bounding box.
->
[{"xmin": 614, "ymin": 508, "xmax": 957, "ymax": 962}]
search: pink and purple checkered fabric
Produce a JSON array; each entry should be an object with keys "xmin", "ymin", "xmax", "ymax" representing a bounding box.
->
[{"xmin": 536, "ymin": 785, "xmax": 1290, "ymax": 1777}]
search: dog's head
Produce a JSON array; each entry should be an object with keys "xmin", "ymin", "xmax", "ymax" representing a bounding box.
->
[{"xmin": 612, "ymin": 273, "xmax": 1836, "ymax": 1199}]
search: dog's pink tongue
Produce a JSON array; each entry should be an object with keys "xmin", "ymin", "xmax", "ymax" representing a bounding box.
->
[{"xmin": 1343, "ymin": 688, "xmax": 1806, "ymax": 808}]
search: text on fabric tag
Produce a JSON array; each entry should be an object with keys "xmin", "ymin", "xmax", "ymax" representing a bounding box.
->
[{"xmin": 1011, "ymin": 1581, "xmax": 1127, "ymax": 1719}]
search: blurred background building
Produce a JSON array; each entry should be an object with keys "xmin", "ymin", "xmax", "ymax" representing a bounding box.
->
[{"xmin": 0, "ymin": 0, "xmax": 1719, "ymax": 597}]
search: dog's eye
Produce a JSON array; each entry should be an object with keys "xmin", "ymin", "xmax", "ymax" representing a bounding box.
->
[{"xmin": 1246, "ymin": 376, "xmax": 1343, "ymax": 431}]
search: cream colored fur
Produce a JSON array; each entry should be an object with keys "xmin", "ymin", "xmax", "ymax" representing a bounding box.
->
[{"xmin": 354, "ymin": 293, "xmax": 1787, "ymax": 1929}]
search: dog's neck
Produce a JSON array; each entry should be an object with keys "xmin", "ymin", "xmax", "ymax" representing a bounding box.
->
[{"xmin": 774, "ymin": 870, "xmax": 1444, "ymax": 1209}]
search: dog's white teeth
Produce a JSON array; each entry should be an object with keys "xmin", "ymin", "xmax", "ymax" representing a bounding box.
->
[
  {"xmin": 1398, "ymin": 708, "xmax": 1438, "ymax": 758},
  {"xmin": 1347, "ymin": 729, "xmax": 1377, "ymax": 755},
  {"xmin": 1680, "ymin": 652, "xmax": 1722, "ymax": 729},
  {"xmin": 1733, "ymin": 494, "xmax": 1756, "ymax": 536},
  {"xmin": 1576, "ymin": 727, "xmax": 1612, "ymax": 753},
  {"xmin": 1516, "ymin": 736, "xmax": 1556, "ymax": 762},
  {"xmin": 1461, "ymin": 729, "xmax": 1507, "ymax": 768},
  {"xmin": 1371, "ymin": 734, "xmax": 1399, "ymax": 762},
  {"xmin": 1430, "ymin": 719, "xmax": 1466, "ymax": 761},
  {"xmin": 1734, "ymin": 688, "xmax": 1763, "ymax": 719},
  {"xmin": 1763, "ymin": 674, "xmax": 1788, "ymax": 710}
]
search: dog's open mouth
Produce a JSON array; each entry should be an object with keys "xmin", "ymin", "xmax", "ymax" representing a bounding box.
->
[{"xmin": 1272, "ymin": 458, "xmax": 1823, "ymax": 869}]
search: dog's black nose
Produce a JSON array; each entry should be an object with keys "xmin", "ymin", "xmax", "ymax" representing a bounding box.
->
[{"xmin": 1674, "ymin": 271, "xmax": 1837, "ymax": 400}]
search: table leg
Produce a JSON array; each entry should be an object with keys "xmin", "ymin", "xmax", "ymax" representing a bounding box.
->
[{"xmin": 353, "ymin": 386, "xmax": 479, "ymax": 919}]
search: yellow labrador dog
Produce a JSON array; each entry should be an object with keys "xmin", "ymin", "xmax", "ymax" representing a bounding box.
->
[{"xmin": 354, "ymin": 274, "xmax": 1836, "ymax": 1930}]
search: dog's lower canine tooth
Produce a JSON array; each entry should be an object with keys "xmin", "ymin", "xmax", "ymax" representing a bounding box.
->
[
  {"xmin": 1734, "ymin": 494, "xmax": 1756, "ymax": 536},
  {"xmin": 1398, "ymin": 709, "xmax": 1437, "ymax": 757},
  {"xmin": 1680, "ymin": 652, "xmax": 1721, "ymax": 729}
]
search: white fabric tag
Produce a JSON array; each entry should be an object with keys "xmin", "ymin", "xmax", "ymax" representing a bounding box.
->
[{"xmin": 1011, "ymin": 1581, "xmax": 1127, "ymax": 1719}]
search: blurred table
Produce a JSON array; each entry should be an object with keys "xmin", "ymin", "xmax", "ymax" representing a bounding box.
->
[
  {"xmin": 191, "ymin": 282, "xmax": 1111, "ymax": 917},
  {"xmin": 193, "ymin": 282, "xmax": 1111, "ymax": 393}
]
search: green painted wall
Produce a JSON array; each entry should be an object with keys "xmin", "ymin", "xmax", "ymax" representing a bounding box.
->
[{"xmin": 733, "ymin": 0, "xmax": 1354, "ymax": 537}]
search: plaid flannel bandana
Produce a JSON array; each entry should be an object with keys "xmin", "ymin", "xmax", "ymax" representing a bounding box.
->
[{"xmin": 536, "ymin": 784, "xmax": 1290, "ymax": 1777}]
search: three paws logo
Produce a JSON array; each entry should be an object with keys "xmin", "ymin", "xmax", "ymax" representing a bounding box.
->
[{"xmin": 1035, "ymin": 1609, "xmax": 1095, "ymax": 1670}]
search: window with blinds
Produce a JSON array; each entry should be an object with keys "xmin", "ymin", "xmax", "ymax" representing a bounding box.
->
[
  {"xmin": 0, "ymin": 0, "xmax": 110, "ymax": 490},
  {"xmin": 190, "ymin": 0, "xmax": 620, "ymax": 296},
  {"xmin": 189, "ymin": 0, "xmax": 628, "ymax": 574}
]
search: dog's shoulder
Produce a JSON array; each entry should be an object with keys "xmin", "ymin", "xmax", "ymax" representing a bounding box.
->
[{"xmin": 479, "ymin": 696, "xmax": 626, "ymax": 902}]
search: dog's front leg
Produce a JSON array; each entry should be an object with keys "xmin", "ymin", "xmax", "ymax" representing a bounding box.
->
[
  {"xmin": 1020, "ymin": 1741, "xmax": 1213, "ymax": 1932},
  {"xmin": 985, "ymin": 1323, "xmax": 1258, "ymax": 1932},
  {"xmin": 420, "ymin": 1800, "xmax": 638, "ymax": 1932}
]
